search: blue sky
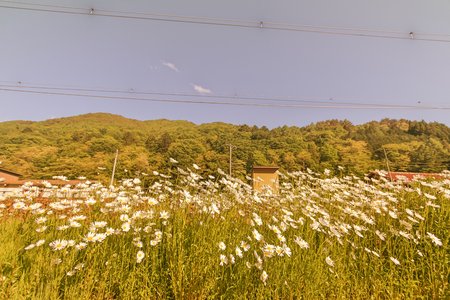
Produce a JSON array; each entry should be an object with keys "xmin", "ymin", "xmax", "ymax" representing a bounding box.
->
[{"xmin": 1, "ymin": 0, "xmax": 450, "ymax": 128}]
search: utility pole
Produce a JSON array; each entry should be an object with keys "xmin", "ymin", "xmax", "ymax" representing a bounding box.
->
[
  {"xmin": 224, "ymin": 144, "xmax": 237, "ymax": 176},
  {"xmin": 383, "ymin": 148, "xmax": 392, "ymax": 182},
  {"xmin": 110, "ymin": 150, "xmax": 118, "ymax": 187}
]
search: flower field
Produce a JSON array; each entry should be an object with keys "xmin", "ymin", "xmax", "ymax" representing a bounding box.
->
[{"xmin": 0, "ymin": 167, "xmax": 449, "ymax": 299}]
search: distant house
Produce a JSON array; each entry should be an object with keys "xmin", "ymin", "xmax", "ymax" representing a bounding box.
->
[
  {"xmin": 0, "ymin": 168, "xmax": 23, "ymax": 197},
  {"xmin": 0, "ymin": 167, "xmax": 92, "ymax": 198},
  {"xmin": 368, "ymin": 170, "xmax": 442, "ymax": 182},
  {"xmin": 252, "ymin": 166, "xmax": 279, "ymax": 193},
  {"xmin": 0, "ymin": 168, "xmax": 22, "ymax": 183}
]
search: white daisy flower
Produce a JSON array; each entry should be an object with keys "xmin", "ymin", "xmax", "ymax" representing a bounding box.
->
[
  {"xmin": 136, "ymin": 250, "xmax": 145, "ymax": 262},
  {"xmin": 260, "ymin": 271, "xmax": 268, "ymax": 285},
  {"xmin": 219, "ymin": 254, "xmax": 228, "ymax": 266},
  {"xmin": 50, "ymin": 240, "xmax": 68, "ymax": 251},
  {"xmin": 326, "ymin": 256, "xmax": 335, "ymax": 267},
  {"xmin": 218, "ymin": 242, "xmax": 226, "ymax": 251},
  {"xmin": 24, "ymin": 244, "xmax": 35, "ymax": 250},
  {"xmin": 390, "ymin": 257, "xmax": 401, "ymax": 265},
  {"xmin": 75, "ymin": 243, "xmax": 87, "ymax": 250},
  {"xmin": 427, "ymin": 232, "xmax": 443, "ymax": 246},
  {"xmin": 159, "ymin": 211, "xmax": 170, "ymax": 219}
]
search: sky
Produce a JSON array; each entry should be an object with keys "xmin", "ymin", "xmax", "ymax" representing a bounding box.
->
[{"xmin": 1, "ymin": 0, "xmax": 450, "ymax": 129}]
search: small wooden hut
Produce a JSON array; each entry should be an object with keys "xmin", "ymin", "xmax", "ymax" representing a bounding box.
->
[{"xmin": 252, "ymin": 166, "xmax": 279, "ymax": 192}]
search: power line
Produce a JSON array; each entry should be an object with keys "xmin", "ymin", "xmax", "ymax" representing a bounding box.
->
[
  {"xmin": 3, "ymin": 80, "xmax": 444, "ymax": 106},
  {"xmin": 3, "ymin": 80, "xmax": 449, "ymax": 106},
  {"xmin": 2, "ymin": 87, "xmax": 450, "ymax": 110},
  {"xmin": 3, "ymin": 0, "xmax": 450, "ymax": 38},
  {"xmin": 0, "ymin": 1, "xmax": 261, "ymax": 25},
  {"xmin": 0, "ymin": 80, "xmax": 328, "ymax": 100},
  {"xmin": 1, "ymin": 2, "xmax": 449, "ymax": 42},
  {"xmin": 0, "ymin": 83, "xmax": 427, "ymax": 108}
]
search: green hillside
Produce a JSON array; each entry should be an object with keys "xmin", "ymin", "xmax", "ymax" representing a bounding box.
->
[{"xmin": 1, "ymin": 113, "xmax": 449, "ymax": 182}]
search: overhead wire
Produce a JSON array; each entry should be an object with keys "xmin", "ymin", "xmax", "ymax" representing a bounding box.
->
[
  {"xmin": 2, "ymin": 80, "xmax": 449, "ymax": 107},
  {"xmin": 2, "ymin": 0, "xmax": 450, "ymax": 38},
  {"xmin": 0, "ymin": 80, "xmax": 370, "ymax": 104},
  {"xmin": 2, "ymin": 87, "xmax": 450, "ymax": 110},
  {"xmin": 1, "ymin": 1, "xmax": 450, "ymax": 42},
  {"xmin": 0, "ymin": 0, "xmax": 261, "ymax": 24},
  {"xmin": 1, "ymin": 2, "xmax": 449, "ymax": 106},
  {"xmin": 0, "ymin": 83, "xmax": 426, "ymax": 108}
]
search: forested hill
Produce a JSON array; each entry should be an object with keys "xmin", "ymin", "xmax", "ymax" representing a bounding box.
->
[{"xmin": 1, "ymin": 113, "xmax": 449, "ymax": 182}]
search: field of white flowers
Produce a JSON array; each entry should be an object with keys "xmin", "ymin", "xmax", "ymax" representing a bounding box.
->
[{"xmin": 0, "ymin": 165, "xmax": 449, "ymax": 299}]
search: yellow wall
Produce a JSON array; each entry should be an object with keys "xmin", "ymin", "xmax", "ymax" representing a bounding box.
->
[{"xmin": 252, "ymin": 168, "xmax": 279, "ymax": 193}]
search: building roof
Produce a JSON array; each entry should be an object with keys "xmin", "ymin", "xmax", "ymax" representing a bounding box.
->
[
  {"xmin": 253, "ymin": 166, "xmax": 280, "ymax": 170},
  {"xmin": 0, "ymin": 168, "xmax": 91, "ymax": 186},
  {"xmin": 369, "ymin": 170, "xmax": 442, "ymax": 181},
  {"xmin": 389, "ymin": 172, "xmax": 442, "ymax": 181},
  {"xmin": 0, "ymin": 179, "xmax": 89, "ymax": 186},
  {"xmin": 0, "ymin": 168, "xmax": 23, "ymax": 177}
]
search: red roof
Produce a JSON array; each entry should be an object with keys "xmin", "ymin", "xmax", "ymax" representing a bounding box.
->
[
  {"xmin": 0, "ymin": 176, "xmax": 91, "ymax": 187},
  {"xmin": 1, "ymin": 179, "xmax": 88, "ymax": 186},
  {"xmin": 0, "ymin": 168, "xmax": 92, "ymax": 186},
  {"xmin": 0, "ymin": 168, "xmax": 23, "ymax": 177},
  {"xmin": 388, "ymin": 172, "xmax": 442, "ymax": 181},
  {"xmin": 370, "ymin": 170, "xmax": 442, "ymax": 181}
]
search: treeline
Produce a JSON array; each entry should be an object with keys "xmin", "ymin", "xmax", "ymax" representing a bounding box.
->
[{"xmin": 0, "ymin": 113, "xmax": 449, "ymax": 182}]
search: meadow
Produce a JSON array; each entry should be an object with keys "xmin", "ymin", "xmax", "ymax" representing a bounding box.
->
[{"xmin": 0, "ymin": 165, "xmax": 449, "ymax": 299}]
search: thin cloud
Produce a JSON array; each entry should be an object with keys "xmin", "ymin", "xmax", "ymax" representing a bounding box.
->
[
  {"xmin": 193, "ymin": 85, "xmax": 212, "ymax": 94},
  {"xmin": 160, "ymin": 60, "xmax": 179, "ymax": 72}
]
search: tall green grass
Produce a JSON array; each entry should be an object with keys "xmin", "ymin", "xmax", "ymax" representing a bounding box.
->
[{"xmin": 0, "ymin": 170, "xmax": 449, "ymax": 299}]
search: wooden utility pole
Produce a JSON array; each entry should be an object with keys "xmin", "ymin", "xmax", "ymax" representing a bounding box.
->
[
  {"xmin": 110, "ymin": 150, "xmax": 118, "ymax": 186},
  {"xmin": 383, "ymin": 148, "xmax": 392, "ymax": 181},
  {"xmin": 224, "ymin": 144, "xmax": 236, "ymax": 176}
]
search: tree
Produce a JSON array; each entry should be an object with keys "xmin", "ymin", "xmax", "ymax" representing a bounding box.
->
[
  {"xmin": 282, "ymin": 152, "xmax": 297, "ymax": 171},
  {"xmin": 123, "ymin": 131, "xmax": 139, "ymax": 146},
  {"xmin": 167, "ymin": 140, "xmax": 206, "ymax": 166},
  {"xmin": 381, "ymin": 142, "xmax": 418, "ymax": 172},
  {"xmin": 133, "ymin": 153, "xmax": 149, "ymax": 172},
  {"xmin": 335, "ymin": 140, "xmax": 374, "ymax": 174},
  {"xmin": 145, "ymin": 134, "xmax": 158, "ymax": 152},
  {"xmin": 319, "ymin": 145, "xmax": 338, "ymax": 164},
  {"xmin": 157, "ymin": 132, "xmax": 173, "ymax": 152},
  {"xmin": 89, "ymin": 136, "xmax": 120, "ymax": 155},
  {"xmin": 251, "ymin": 150, "xmax": 269, "ymax": 166},
  {"xmin": 296, "ymin": 151, "xmax": 312, "ymax": 170}
]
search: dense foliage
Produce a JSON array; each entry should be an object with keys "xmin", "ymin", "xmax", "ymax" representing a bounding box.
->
[{"xmin": 1, "ymin": 113, "xmax": 450, "ymax": 183}]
